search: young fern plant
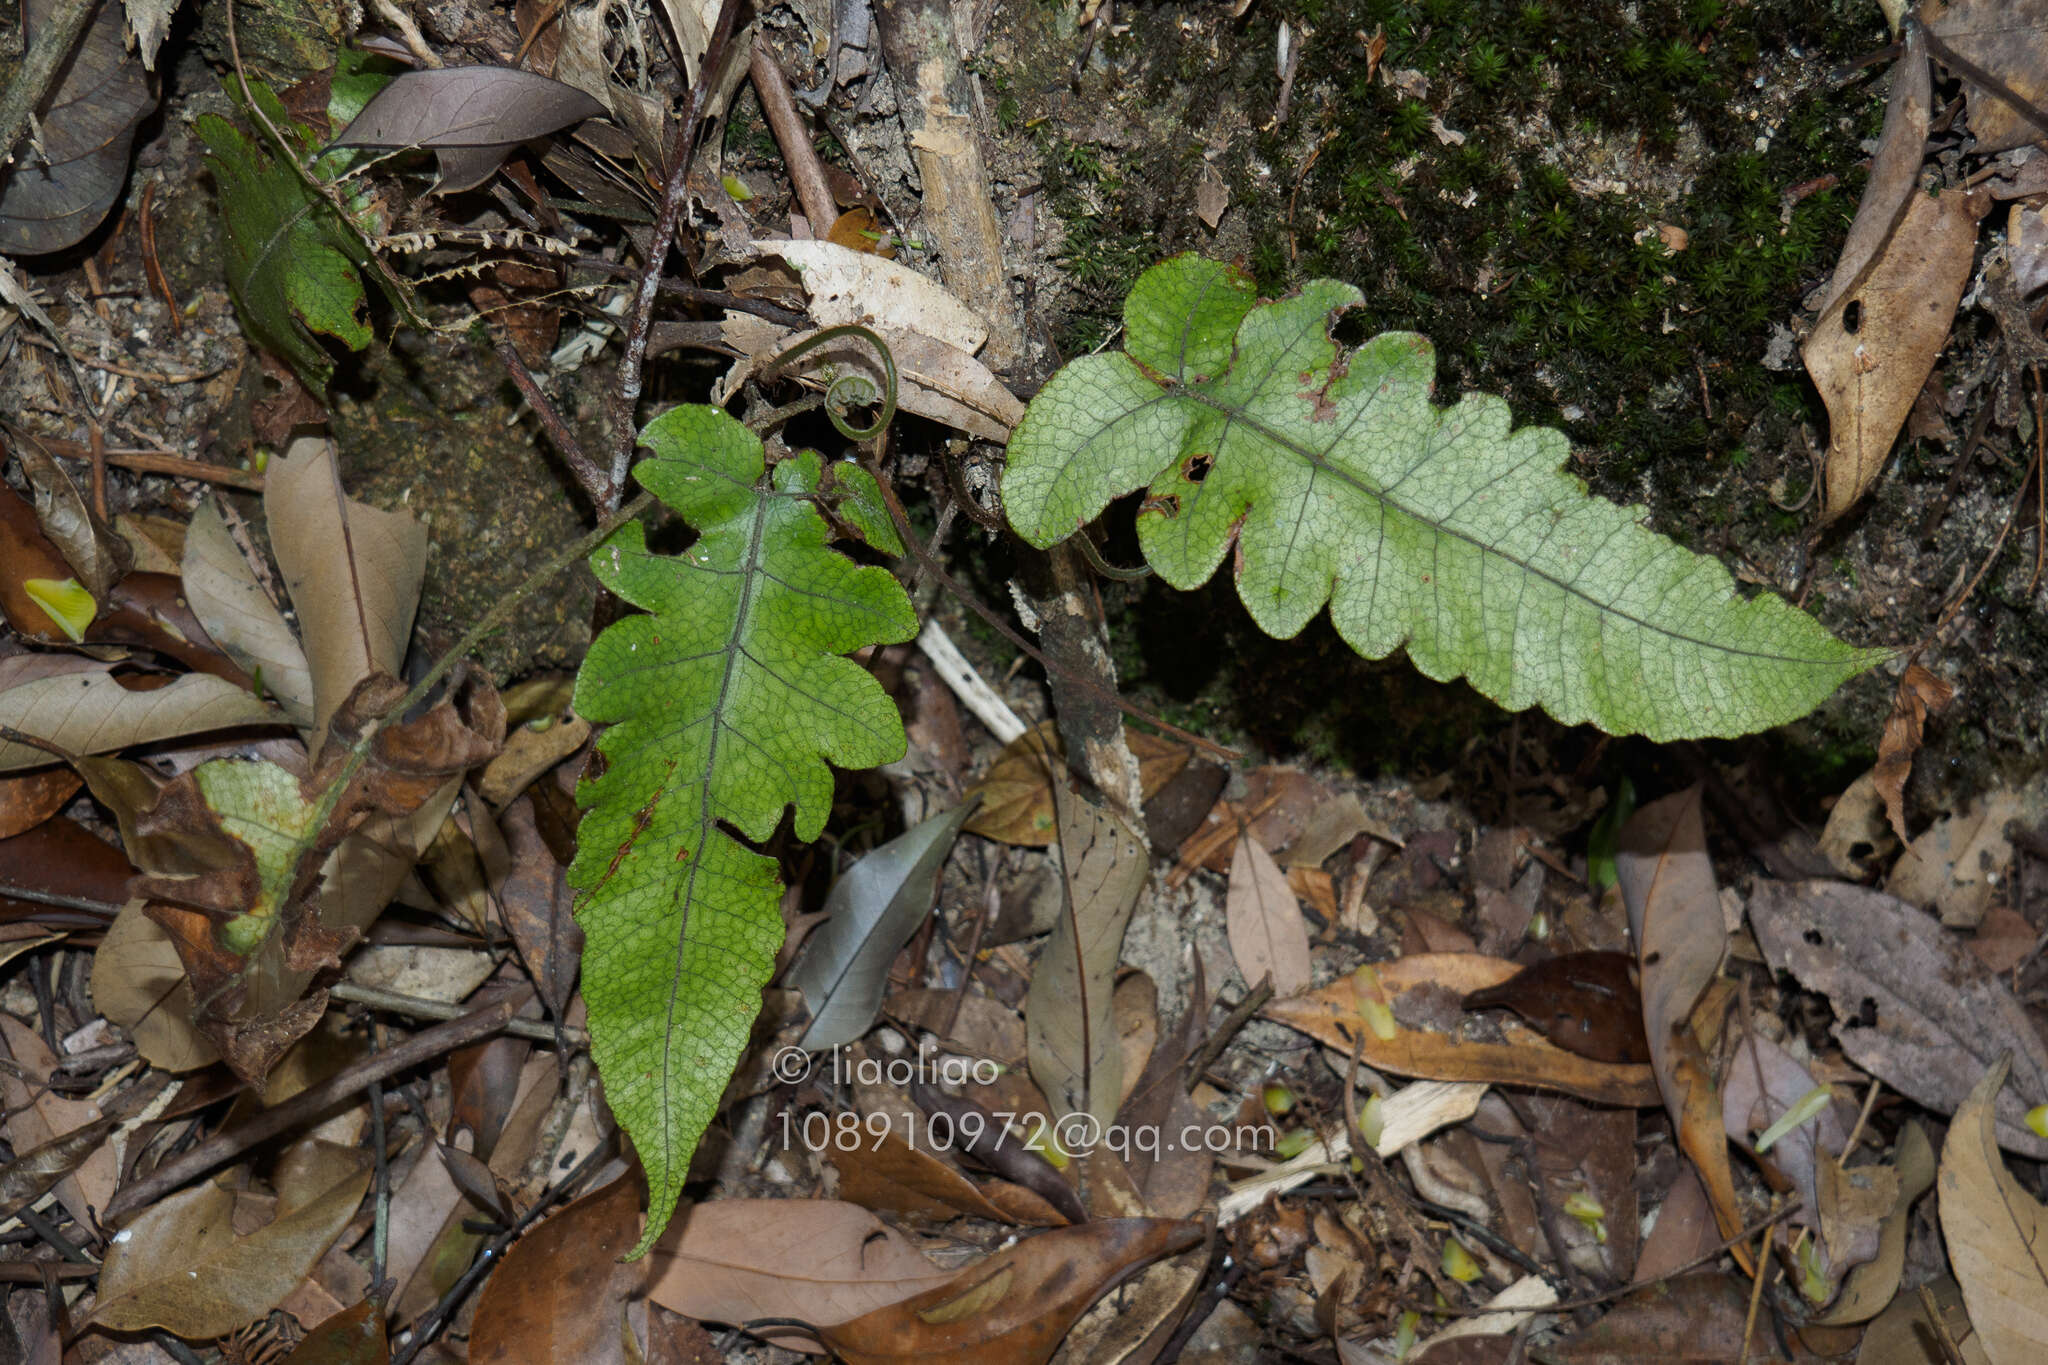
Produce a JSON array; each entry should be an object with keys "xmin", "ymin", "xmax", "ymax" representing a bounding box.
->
[
  {"xmin": 570, "ymin": 260, "xmax": 1884, "ymax": 1253},
  {"xmin": 570, "ymin": 334, "xmax": 913, "ymax": 1255}
]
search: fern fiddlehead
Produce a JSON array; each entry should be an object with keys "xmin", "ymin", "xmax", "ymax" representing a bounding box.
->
[{"xmin": 761, "ymin": 323, "xmax": 899, "ymax": 441}]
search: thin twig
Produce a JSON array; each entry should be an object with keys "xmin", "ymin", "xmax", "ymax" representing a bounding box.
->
[
  {"xmin": 102, "ymin": 998, "xmax": 517, "ymax": 1222},
  {"xmin": 611, "ymin": 0, "xmax": 746, "ymax": 510},
  {"xmin": 14, "ymin": 434, "xmax": 264, "ymax": 491},
  {"xmin": 750, "ymin": 46, "xmax": 839, "ymax": 234},
  {"xmin": 365, "ymin": 1023, "xmax": 391, "ymax": 1288},
  {"xmin": 492, "ymin": 333, "xmax": 606, "ymax": 508},
  {"xmin": 328, "ymin": 981, "xmax": 589, "ymax": 1046}
]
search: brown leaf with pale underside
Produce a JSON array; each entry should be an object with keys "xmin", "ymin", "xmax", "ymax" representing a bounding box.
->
[
  {"xmin": 1265, "ymin": 953, "xmax": 1660, "ymax": 1107},
  {"xmin": 91, "ymin": 897, "xmax": 220, "ymax": 1071},
  {"xmin": 181, "ymin": 499, "xmax": 316, "ymax": 729},
  {"xmin": 0, "ymin": 667, "xmax": 283, "ymax": 775},
  {"xmin": 265, "ymin": 435, "xmax": 427, "ymax": 749},
  {"xmin": 1614, "ymin": 787, "xmax": 1743, "ymax": 1254},
  {"xmin": 645, "ymin": 1199, "xmax": 954, "ymax": 1352},
  {"xmin": 1939, "ymin": 1055, "xmax": 2048, "ymax": 1365}
]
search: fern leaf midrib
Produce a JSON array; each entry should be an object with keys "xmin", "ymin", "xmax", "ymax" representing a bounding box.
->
[
  {"xmin": 656, "ymin": 483, "xmax": 775, "ymax": 1184},
  {"xmin": 1168, "ymin": 383, "xmax": 1851, "ymax": 668}
]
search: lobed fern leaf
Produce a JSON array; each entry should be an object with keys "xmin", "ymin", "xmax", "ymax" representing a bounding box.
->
[
  {"xmin": 1003, "ymin": 256, "xmax": 1885, "ymax": 739},
  {"xmin": 571, "ymin": 406, "xmax": 917, "ymax": 1254}
]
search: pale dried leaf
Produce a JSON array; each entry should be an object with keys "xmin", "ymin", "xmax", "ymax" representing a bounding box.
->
[
  {"xmin": 1806, "ymin": 187, "xmax": 1985, "ymax": 522},
  {"xmin": 0, "ymin": 669, "xmax": 282, "ymax": 773},
  {"xmin": 1926, "ymin": 0, "xmax": 2048, "ymax": 153},
  {"xmin": 1886, "ymin": 786, "xmax": 2026, "ymax": 930},
  {"xmin": 1939, "ymin": 1056, "xmax": 2048, "ymax": 1365},
  {"xmin": 768, "ymin": 240, "xmax": 990, "ymax": 355},
  {"xmin": 91, "ymin": 898, "xmax": 220, "ymax": 1072},
  {"xmin": 0, "ymin": 1016, "xmax": 117, "ymax": 1229},
  {"xmin": 181, "ymin": 499, "xmax": 315, "ymax": 728},
  {"xmin": 1226, "ymin": 832, "xmax": 1312, "ymax": 997}
]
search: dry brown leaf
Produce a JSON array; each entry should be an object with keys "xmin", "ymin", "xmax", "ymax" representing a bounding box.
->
[
  {"xmin": 1111, "ymin": 971, "xmax": 1159, "ymax": 1110},
  {"xmin": 1805, "ymin": 187, "xmax": 1986, "ymax": 523},
  {"xmin": 832, "ymin": 1125, "xmax": 1062, "ymax": 1226},
  {"xmin": 817, "ymin": 1218, "xmax": 1205, "ymax": 1365},
  {"xmin": 265, "ymin": 435, "xmax": 428, "ymax": 748},
  {"xmin": 1817, "ymin": 769, "xmax": 1895, "ymax": 878},
  {"xmin": 1459, "ymin": 951, "xmax": 1650, "ymax": 1065},
  {"xmin": 1613, "ymin": 786, "xmax": 1743, "ymax": 1250},
  {"xmin": 495, "ymin": 795, "xmax": 582, "ymax": 1019},
  {"xmin": 644, "ymin": 1199, "xmax": 954, "ymax": 1352},
  {"xmin": 1886, "ymin": 785, "xmax": 2027, "ymax": 930},
  {"xmin": 1874, "ymin": 664, "xmax": 1955, "ymax": 843},
  {"xmin": 966, "ymin": 725, "xmax": 1187, "ymax": 848},
  {"xmin": 1265, "ymin": 954, "xmax": 1660, "ymax": 1106},
  {"xmin": 1722, "ymin": 1033, "xmax": 1863, "ymax": 1287},
  {"xmin": 1926, "ymin": 0, "xmax": 2048, "ymax": 153},
  {"xmin": 1750, "ymin": 879, "xmax": 2048, "ymax": 1159},
  {"xmin": 1809, "ymin": 1122, "xmax": 1929, "ymax": 1326},
  {"xmin": 276, "ymin": 1299, "xmax": 388, "ymax": 1364},
  {"xmin": 1550, "ymin": 1271, "xmax": 1822, "ymax": 1362},
  {"xmin": 1026, "ymin": 782, "xmax": 1150, "ymax": 1129},
  {"xmin": 470, "ymin": 1174, "xmax": 641, "ymax": 1365},
  {"xmin": 1226, "ymin": 831, "xmax": 1312, "ymax": 997},
  {"xmin": 92, "ymin": 1157, "xmax": 370, "ymax": 1338},
  {"xmin": 1939, "ymin": 1056, "xmax": 2048, "ymax": 1365},
  {"xmin": 0, "ymin": 1015, "xmax": 117, "ymax": 1228},
  {"xmin": 0, "ymin": 765, "xmax": 81, "ymax": 840},
  {"xmin": 1814, "ymin": 22, "xmax": 1930, "ymax": 324},
  {"xmin": 1854, "ymin": 1273, "xmax": 1989, "ymax": 1365},
  {"xmin": 768, "ymin": 241, "xmax": 989, "ymax": 355},
  {"xmin": 91, "ymin": 897, "xmax": 220, "ymax": 1071}
]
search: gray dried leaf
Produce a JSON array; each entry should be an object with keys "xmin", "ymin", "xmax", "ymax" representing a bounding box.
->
[
  {"xmin": 790, "ymin": 800, "xmax": 977, "ymax": 1050},
  {"xmin": 1749, "ymin": 879, "xmax": 2048, "ymax": 1159},
  {"xmin": 0, "ymin": 0, "xmax": 157, "ymax": 255},
  {"xmin": 332, "ymin": 66, "xmax": 605, "ymax": 193}
]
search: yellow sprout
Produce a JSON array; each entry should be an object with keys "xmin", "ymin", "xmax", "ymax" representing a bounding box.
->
[
  {"xmin": 23, "ymin": 578, "xmax": 95, "ymax": 642},
  {"xmin": 1353, "ymin": 965, "xmax": 1399, "ymax": 1040},
  {"xmin": 1755, "ymin": 1085, "xmax": 1831, "ymax": 1154}
]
